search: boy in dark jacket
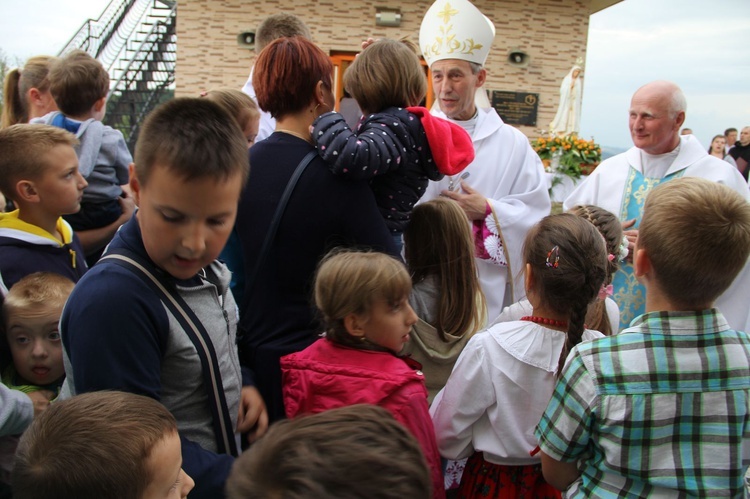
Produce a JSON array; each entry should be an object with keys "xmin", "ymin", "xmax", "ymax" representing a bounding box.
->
[
  {"xmin": 0, "ymin": 125, "xmax": 87, "ymax": 290},
  {"xmin": 60, "ymin": 98, "xmax": 267, "ymax": 499}
]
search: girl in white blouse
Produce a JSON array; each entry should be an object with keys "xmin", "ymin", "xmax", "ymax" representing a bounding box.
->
[{"xmin": 430, "ymin": 213, "xmax": 608, "ymax": 498}]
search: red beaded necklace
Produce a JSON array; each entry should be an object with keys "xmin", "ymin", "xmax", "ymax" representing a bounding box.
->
[{"xmin": 520, "ymin": 316, "xmax": 568, "ymax": 329}]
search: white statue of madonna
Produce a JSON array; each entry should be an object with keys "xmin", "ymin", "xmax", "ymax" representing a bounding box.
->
[{"xmin": 550, "ymin": 64, "xmax": 583, "ymax": 134}]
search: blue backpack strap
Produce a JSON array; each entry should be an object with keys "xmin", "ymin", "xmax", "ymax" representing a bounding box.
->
[{"xmin": 100, "ymin": 248, "xmax": 239, "ymax": 457}]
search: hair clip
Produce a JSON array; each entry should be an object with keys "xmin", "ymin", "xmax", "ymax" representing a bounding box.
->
[
  {"xmin": 607, "ymin": 253, "xmax": 615, "ymax": 262},
  {"xmin": 545, "ymin": 245, "xmax": 560, "ymax": 268},
  {"xmin": 598, "ymin": 284, "xmax": 614, "ymax": 301},
  {"xmin": 199, "ymin": 91, "xmax": 208, "ymax": 97}
]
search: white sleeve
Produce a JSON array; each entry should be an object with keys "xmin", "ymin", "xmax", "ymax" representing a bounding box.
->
[
  {"xmin": 430, "ymin": 335, "xmax": 495, "ymax": 460},
  {"xmin": 0, "ymin": 383, "xmax": 33, "ymax": 437}
]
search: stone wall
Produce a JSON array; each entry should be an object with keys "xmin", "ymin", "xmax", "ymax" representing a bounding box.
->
[{"xmin": 176, "ymin": 0, "xmax": 594, "ymax": 137}]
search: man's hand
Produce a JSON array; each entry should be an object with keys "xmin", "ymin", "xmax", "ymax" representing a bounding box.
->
[
  {"xmin": 441, "ymin": 181, "xmax": 487, "ymax": 220},
  {"xmin": 118, "ymin": 194, "xmax": 136, "ymax": 221},
  {"xmin": 27, "ymin": 390, "xmax": 55, "ymax": 418},
  {"xmin": 622, "ymin": 218, "xmax": 637, "ymax": 263},
  {"xmin": 121, "ymin": 183, "xmax": 134, "ymax": 199},
  {"xmin": 237, "ymin": 386, "xmax": 268, "ymax": 443}
]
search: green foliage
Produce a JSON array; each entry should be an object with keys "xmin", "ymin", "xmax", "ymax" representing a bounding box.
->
[{"xmin": 531, "ymin": 132, "xmax": 602, "ymax": 180}]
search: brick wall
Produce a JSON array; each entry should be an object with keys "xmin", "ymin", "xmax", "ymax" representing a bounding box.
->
[{"xmin": 177, "ymin": 0, "xmax": 594, "ymax": 137}]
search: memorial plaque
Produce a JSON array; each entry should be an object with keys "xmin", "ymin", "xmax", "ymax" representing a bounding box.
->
[{"xmin": 490, "ymin": 91, "xmax": 538, "ymax": 126}]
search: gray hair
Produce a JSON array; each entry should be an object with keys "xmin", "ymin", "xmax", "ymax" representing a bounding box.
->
[
  {"xmin": 668, "ymin": 85, "xmax": 687, "ymax": 118},
  {"xmin": 468, "ymin": 62, "xmax": 483, "ymax": 75}
]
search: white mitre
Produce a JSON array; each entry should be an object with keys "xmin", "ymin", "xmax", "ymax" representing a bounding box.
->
[{"xmin": 419, "ymin": 0, "xmax": 496, "ymax": 67}]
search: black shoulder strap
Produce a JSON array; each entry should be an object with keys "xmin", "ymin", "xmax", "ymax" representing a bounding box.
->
[
  {"xmin": 246, "ymin": 150, "xmax": 317, "ymax": 295},
  {"xmin": 100, "ymin": 248, "xmax": 239, "ymax": 457}
]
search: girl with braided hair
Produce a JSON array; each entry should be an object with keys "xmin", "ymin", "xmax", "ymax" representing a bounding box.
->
[
  {"xmin": 494, "ymin": 205, "xmax": 623, "ymax": 335},
  {"xmin": 430, "ymin": 213, "xmax": 608, "ymax": 498},
  {"xmin": 567, "ymin": 205, "xmax": 624, "ymax": 335}
]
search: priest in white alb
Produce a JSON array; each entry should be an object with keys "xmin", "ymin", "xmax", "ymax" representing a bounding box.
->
[
  {"xmin": 418, "ymin": 0, "xmax": 551, "ymax": 322},
  {"xmin": 564, "ymin": 80, "xmax": 750, "ymax": 332}
]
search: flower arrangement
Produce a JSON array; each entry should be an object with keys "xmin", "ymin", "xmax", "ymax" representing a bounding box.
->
[{"xmin": 531, "ymin": 133, "xmax": 602, "ymax": 178}]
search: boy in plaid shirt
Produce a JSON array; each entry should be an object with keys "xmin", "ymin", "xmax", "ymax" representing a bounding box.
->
[{"xmin": 535, "ymin": 177, "xmax": 750, "ymax": 497}]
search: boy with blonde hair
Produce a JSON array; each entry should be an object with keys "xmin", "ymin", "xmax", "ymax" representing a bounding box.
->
[
  {"xmin": 13, "ymin": 391, "xmax": 194, "ymax": 499},
  {"xmin": 0, "ymin": 125, "xmax": 88, "ymax": 290},
  {"xmin": 32, "ymin": 50, "xmax": 132, "ymax": 263},
  {"xmin": 60, "ymin": 98, "xmax": 267, "ymax": 499},
  {"xmin": 0, "ymin": 272, "xmax": 74, "ymax": 489},
  {"xmin": 2, "ymin": 272, "xmax": 74, "ymax": 390},
  {"xmin": 536, "ymin": 177, "xmax": 750, "ymax": 497}
]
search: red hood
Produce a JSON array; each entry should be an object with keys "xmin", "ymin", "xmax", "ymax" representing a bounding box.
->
[{"xmin": 407, "ymin": 106, "xmax": 474, "ymax": 175}]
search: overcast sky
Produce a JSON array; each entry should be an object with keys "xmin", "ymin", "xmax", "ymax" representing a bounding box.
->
[
  {"xmin": 580, "ymin": 0, "xmax": 750, "ymax": 150},
  {"xmin": 1, "ymin": 0, "xmax": 748, "ymax": 150}
]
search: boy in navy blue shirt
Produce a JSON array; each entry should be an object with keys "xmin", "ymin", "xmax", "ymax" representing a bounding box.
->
[
  {"xmin": 0, "ymin": 125, "xmax": 88, "ymax": 290},
  {"xmin": 61, "ymin": 98, "xmax": 267, "ymax": 499}
]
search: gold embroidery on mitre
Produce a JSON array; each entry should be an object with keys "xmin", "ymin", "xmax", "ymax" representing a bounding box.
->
[
  {"xmin": 424, "ymin": 3, "xmax": 484, "ymax": 59},
  {"xmin": 437, "ymin": 3, "xmax": 459, "ymax": 23}
]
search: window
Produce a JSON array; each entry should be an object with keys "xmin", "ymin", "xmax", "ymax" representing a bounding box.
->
[{"xmin": 329, "ymin": 52, "xmax": 434, "ymax": 111}]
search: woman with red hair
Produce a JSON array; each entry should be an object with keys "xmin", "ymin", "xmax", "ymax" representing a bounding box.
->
[{"xmin": 234, "ymin": 37, "xmax": 398, "ymax": 422}]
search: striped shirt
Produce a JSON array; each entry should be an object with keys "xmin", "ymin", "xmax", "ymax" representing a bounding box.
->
[{"xmin": 535, "ymin": 309, "xmax": 750, "ymax": 498}]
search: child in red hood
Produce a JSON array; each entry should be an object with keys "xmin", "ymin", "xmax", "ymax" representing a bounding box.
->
[
  {"xmin": 281, "ymin": 250, "xmax": 445, "ymax": 499},
  {"xmin": 312, "ymin": 38, "xmax": 473, "ymax": 248}
]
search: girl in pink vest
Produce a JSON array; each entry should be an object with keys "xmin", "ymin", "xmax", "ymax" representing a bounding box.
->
[{"xmin": 281, "ymin": 250, "xmax": 445, "ymax": 499}]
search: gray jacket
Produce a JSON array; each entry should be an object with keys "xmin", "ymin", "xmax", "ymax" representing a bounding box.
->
[{"xmin": 33, "ymin": 112, "xmax": 131, "ymax": 202}]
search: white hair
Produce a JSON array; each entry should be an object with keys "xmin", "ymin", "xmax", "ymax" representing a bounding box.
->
[{"xmin": 668, "ymin": 86, "xmax": 687, "ymax": 118}]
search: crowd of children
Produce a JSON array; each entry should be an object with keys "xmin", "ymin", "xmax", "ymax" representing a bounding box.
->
[
  {"xmin": 1, "ymin": 18, "xmax": 750, "ymax": 499},
  {"xmin": 537, "ymin": 178, "xmax": 750, "ymax": 496},
  {"xmin": 431, "ymin": 213, "xmax": 608, "ymax": 498}
]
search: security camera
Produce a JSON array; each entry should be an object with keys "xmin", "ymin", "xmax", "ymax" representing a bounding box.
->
[
  {"xmin": 237, "ymin": 31, "xmax": 255, "ymax": 49},
  {"xmin": 507, "ymin": 48, "xmax": 530, "ymax": 68}
]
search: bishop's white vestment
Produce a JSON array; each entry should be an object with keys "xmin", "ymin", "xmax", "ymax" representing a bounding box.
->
[{"xmin": 421, "ymin": 107, "xmax": 551, "ymax": 321}]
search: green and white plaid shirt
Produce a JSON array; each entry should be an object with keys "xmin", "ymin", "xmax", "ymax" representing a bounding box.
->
[{"xmin": 536, "ymin": 309, "xmax": 750, "ymax": 498}]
